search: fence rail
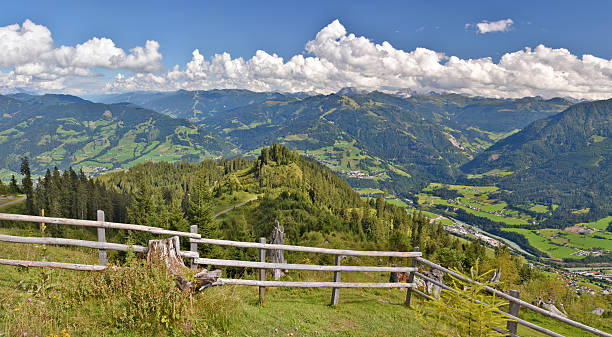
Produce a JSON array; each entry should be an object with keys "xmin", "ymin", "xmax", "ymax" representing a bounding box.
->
[
  {"xmin": 0, "ymin": 213, "xmax": 200, "ymax": 239},
  {"xmin": 0, "ymin": 258, "xmax": 106, "ymax": 271},
  {"xmin": 190, "ymin": 237, "xmax": 421, "ymax": 257},
  {"xmin": 194, "ymin": 257, "xmax": 417, "ymax": 273},
  {"xmin": 0, "ymin": 234, "xmax": 198, "ymax": 258},
  {"xmin": 0, "ymin": 211, "xmax": 609, "ymax": 337},
  {"xmin": 214, "ymin": 279, "xmax": 416, "ymax": 288}
]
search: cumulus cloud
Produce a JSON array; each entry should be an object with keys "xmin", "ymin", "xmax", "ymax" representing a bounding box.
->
[
  {"xmin": 0, "ymin": 19, "xmax": 162, "ymax": 93},
  {"xmin": 3, "ymin": 19, "xmax": 612, "ymax": 100},
  {"xmin": 105, "ymin": 19, "xmax": 612, "ymax": 100},
  {"xmin": 473, "ymin": 18, "xmax": 514, "ymax": 34}
]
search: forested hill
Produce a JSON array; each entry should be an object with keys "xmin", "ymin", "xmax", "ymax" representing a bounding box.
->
[
  {"xmin": 0, "ymin": 95, "xmax": 27, "ymax": 115},
  {"xmin": 462, "ymin": 99, "xmax": 612, "ymax": 223},
  {"xmin": 6, "ymin": 93, "xmax": 90, "ymax": 106},
  {"xmin": 65, "ymin": 143, "xmax": 480, "ymax": 262},
  {"xmin": 0, "ymin": 95, "xmax": 236, "ymax": 178},
  {"xmin": 100, "ymin": 89, "xmax": 288, "ymax": 120},
  {"xmin": 96, "ymin": 89, "xmax": 572, "ymax": 194},
  {"xmin": 99, "ymin": 89, "xmax": 571, "ymax": 134}
]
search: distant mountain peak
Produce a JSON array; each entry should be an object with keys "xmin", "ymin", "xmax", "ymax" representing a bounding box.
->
[{"xmin": 336, "ymin": 87, "xmax": 371, "ymax": 96}]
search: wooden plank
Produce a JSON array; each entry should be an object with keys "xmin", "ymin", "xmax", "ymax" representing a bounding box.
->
[
  {"xmin": 0, "ymin": 258, "xmax": 106, "ymax": 271},
  {"xmin": 507, "ymin": 290, "xmax": 520, "ymax": 335},
  {"xmin": 191, "ymin": 238, "xmax": 422, "ymax": 257},
  {"xmin": 215, "ymin": 278, "xmax": 416, "ymax": 288},
  {"xmin": 0, "ymin": 234, "xmax": 148, "ymax": 252},
  {"xmin": 190, "ymin": 225, "xmax": 198, "ymax": 269},
  {"xmin": 405, "ymin": 246, "xmax": 419, "ymax": 307},
  {"xmin": 258, "ymin": 237, "xmax": 266, "ymax": 304},
  {"xmin": 414, "ymin": 271, "xmax": 450, "ymax": 291},
  {"xmin": 97, "ymin": 210, "xmax": 107, "ymax": 266},
  {"xmin": 0, "ymin": 234, "xmax": 197, "ymax": 259},
  {"xmin": 499, "ymin": 310, "xmax": 565, "ymax": 337},
  {"xmin": 194, "ymin": 257, "xmax": 417, "ymax": 273},
  {"xmin": 330, "ymin": 255, "xmax": 342, "ymax": 305},
  {"xmin": 412, "ymin": 288, "xmax": 434, "ymax": 301},
  {"xmin": 179, "ymin": 251, "xmax": 199, "ymax": 258},
  {"xmin": 0, "ymin": 213, "xmax": 200, "ymax": 239},
  {"xmin": 417, "ymin": 257, "xmax": 612, "ymax": 337}
]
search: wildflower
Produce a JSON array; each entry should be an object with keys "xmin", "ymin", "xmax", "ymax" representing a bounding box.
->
[
  {"xmin": 14, "ymin": 308, "xmax": 20, "ymax": 311},
  {"xmin": 28, "ymin": 298, "xmax": 33, "ymax": 302}
]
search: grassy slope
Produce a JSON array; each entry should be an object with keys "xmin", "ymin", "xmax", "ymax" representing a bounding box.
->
[
  {"xmin": 0, "ymin": 225, "xmax": 435, "ymax": 337},
  {"xmin": 0, "ymin": 226, "xmax": 601, "ymax": 337},
  {"xmin": 0, "ymin": 199, "xmax": 607, "ymax": 336}
]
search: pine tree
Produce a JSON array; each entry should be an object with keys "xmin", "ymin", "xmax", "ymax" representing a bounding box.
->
[
  {"xmin": 127, "ymin": 174, "xmax": 154, "ymax": 227},
  {"xmin": 127, "ymin": 174, "xmax": 156, "ymax": 245},
  {"xmin": 20, "ymin": 157, "xmax": 35, "ymax": 215},
  {"xmin": 9, "ymin": 175, "xmax": 19, "ymax": 194},
  {"xmin": 188, "ymin": 171, "xmax": 219, "ymax": 257}
]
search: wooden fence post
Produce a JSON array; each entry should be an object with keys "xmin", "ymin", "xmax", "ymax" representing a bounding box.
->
[
  {"xmin": 405, "ymin": 246, "xmax": 419, "ymax": 307},
  {"xmin": 96, "ymin": 210, "xmax": 107, "ymax": 266},
  {"xmin": 506, "ymin": 290, "xmax": 520, "ymax": 335},
  {"xmin": 330, "ymin": 254, "xmax": 342, "ymax": 305},
  {"xmin": 258, "ymin": 237, "xmax": 267, "ymax": 304},
  {"xmin": 39, "ymin": 209, "xmax": 45, "ymax": 232},
  {"xmin": 190, "ymin": 225, "xmax": 198, "ymax": 269}
]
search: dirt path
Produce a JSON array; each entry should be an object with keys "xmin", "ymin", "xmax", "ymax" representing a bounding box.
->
[
  {"xmin": 213, "ymin": 196, "xmax": 258, "ymax": 218},
  {"xmin": 0, "ymin": 194, "xmax": 26, "ymax": 210}
]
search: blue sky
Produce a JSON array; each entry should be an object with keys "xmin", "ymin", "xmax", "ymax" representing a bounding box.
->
[{"xmin": 2, "ymin": 0, "xmax": 612, "ymax": 98}]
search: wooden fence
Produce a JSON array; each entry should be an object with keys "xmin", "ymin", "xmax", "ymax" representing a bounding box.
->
[{"xmin": 0, "ymin": 211, "xmax": 610, "ymax": 337}]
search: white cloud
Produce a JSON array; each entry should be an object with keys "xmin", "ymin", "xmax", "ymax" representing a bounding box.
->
[
  {"xmin": 3, "ymin": 19, "xmax": 612, "ymax": 100},
  {"xmin": 0, "ymin": 19, "xmax": 162, "ymax": 93},
  {"xmin": 474, "ymin": 18, "xmax": 514, "ymax": 34},
  {"xmin": 106, "ymin": 19, "xmax": 612, "ymax": 100}
]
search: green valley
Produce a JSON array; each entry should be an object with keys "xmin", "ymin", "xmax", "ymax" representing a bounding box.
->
[{"xmin": 0, "ymin": 95, "xmax": 236, "ymax": 179}]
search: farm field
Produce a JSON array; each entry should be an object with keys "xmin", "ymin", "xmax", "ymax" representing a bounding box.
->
[
  {"xmin": 579, "ymin": 216, "xmax": 612, "ymax": 231},
  {"xmin": 300, "ymin": 140, "xmax": 413, "ymax": 182},
  {"xmin": 418, "ymin": 183, "xmax": 611, "ymax": 261},
  {"xmin": 503, "ymin": 228, "xmax": 583, "ymax": 260},
  {"xmin": 503, "ymin": 224, "xmax": 612, "ymax": 260},
  {"xmin": 418, "ymin": 183, "xmax": 533, "ymax": 226}
]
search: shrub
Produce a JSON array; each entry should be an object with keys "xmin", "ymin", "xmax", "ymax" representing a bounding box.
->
[{"xmin": 430, "ymin": 261, "xmax": 510, "ymax": 337}]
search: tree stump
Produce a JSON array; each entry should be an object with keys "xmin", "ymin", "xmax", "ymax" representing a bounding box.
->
[
  {"xmin": 269, "ymin": 219, "xmax": 286, "ymax": 280},
  {"xmin": 147, "ymin": 236, "xmax": 221, "ymax": 291},
  {"xmin": 389, "ymin": 264, "xmax": 399, "ymax": 283}
]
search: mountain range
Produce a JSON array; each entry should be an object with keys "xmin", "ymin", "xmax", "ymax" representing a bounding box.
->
[
  {"xmin": 0, "ymin": 94, "xmax": 235, "ymax": 178},
  {"xmin": 1, "ymin": 89, "xmax": 609, "ymax": 221}
]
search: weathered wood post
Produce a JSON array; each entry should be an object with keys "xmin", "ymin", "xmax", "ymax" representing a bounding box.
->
[
  {"xmin": 330, "ymin": 255, "xmax": 342, "ymax": 305},
  {"xmin": 506, "ymin": 290, "xmax": 520, "ymax": 335},
  {"xmin": 258, "ymin": 237, "xmax": 267, "ymax": 304},
  {"xmin": 405, "ymin": 246, "xmax": 419, "ymax": 307},
  {"xmin": 39, "ymin": 208, "xmax": 45, "ymax": 232},
  {"xmin": 270, "ymin": 219, "xmax": 286, "ymax": 280},
  {"xmin": 96, "ymin": 210, "xmax": 107, "ymax": 266},
  {"xmin": 190, "ymin": 225, "xmax": 198, "ymax": 269}
]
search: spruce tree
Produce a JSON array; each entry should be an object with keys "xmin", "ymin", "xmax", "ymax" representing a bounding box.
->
[
  {"xmin": 20, "ymin": 157, "xmax": 35, "ymax": 215},
  {"xmin": 9, "ymin": 175, "xmax": 19, "ymax": 194},
  {"xmin": 127, "ymin": 174, "xmax": 155, "ymax": 244},
  {"xmin": 187, "ymin": 171, "xmax": 219, "ymax": 257}
]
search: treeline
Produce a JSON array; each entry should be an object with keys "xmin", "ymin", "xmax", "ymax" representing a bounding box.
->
[
  {"xmin": 7, "ymin": 158, "xmax": 128, "ymax": 238},
  {"xmin": 0, "ymin": 175, "xmax": 19, "ymax": 195},
  {"xmin": 6, "ymin": 145, "xmax": 539, "ymax": 286}
]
